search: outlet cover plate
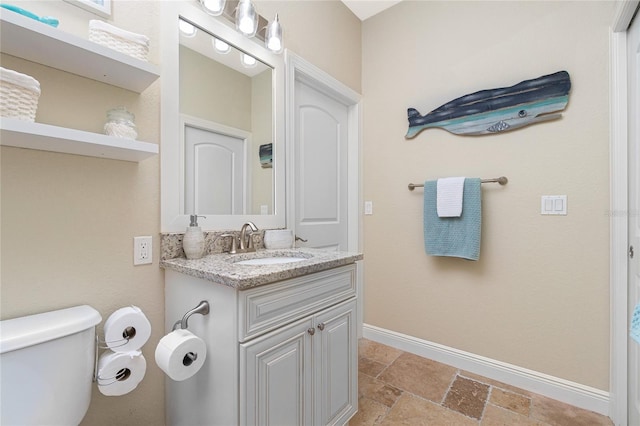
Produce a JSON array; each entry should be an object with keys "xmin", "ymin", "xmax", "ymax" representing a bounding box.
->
[{"xmin": 134, "ymin": 236, "xmax": 152, "ymax": 265}]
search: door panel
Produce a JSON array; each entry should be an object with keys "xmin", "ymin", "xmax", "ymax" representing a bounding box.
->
[
  {"xmin": 315, "ymin": 299, "xmax": 357, "ymax": 426},
  {"xmin": 184, "ymin": 125, "xmax": 245, "ymax": 215},
  {"xmin": 240, "ymin": 318, "xmax": 313, "ymax": 426},
  {"xmin": 295, "ymin": 81, "xmax": 349, "ymax": 250},
  {"xmin": 629, "ymin": 11, "xmax": 640, "ymax": 426}
]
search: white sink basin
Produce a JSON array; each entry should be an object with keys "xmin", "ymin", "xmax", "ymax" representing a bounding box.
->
[{"xmin": 234, "ymin": 257, "xmax": 308, "ymax": 266}]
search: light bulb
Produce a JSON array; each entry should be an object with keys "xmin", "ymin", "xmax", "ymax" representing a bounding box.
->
[
  {"xmin": 265, "ymin": 14, "xmax": 283, "ymax": 53},
  {"xmin": 242, "ymin": 53, "xmax": 257, "ymax": 68},
  {"xmin": 236, "ymin": 0, "xmax": 257, "ymax": 37},
  {"xmin": 200, "ymin": 0, "xmax": 226, "ymax": 16},
  {"xmin": 178, "ymin": 20, "xmax": 197, "ymax": 37},
  {"xmin": 213, "ymin": 38, "xmax": 230, "ymax": 54}
]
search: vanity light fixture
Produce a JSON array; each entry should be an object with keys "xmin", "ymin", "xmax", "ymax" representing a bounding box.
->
[
  {"xmin": 200, "ymin": 0, "xmax": 226, "ymax": 16},
  {"xmin": 178, "ymin": 20, "xmax": 197, "ymax": 37},
  {"xmin": 235, "ymin": 0, "xmax": 257, "ymax": 38},
  {"xmin": 200, "ymin": 0, "xmax": 284, "ymax": 54},
  {"xmin": 264, "ymin": 14, "xmax": 283, "ymax": 54},
  {"xmin": 213, "ymin": 37, "xmax": 231, "ymax": 54}
]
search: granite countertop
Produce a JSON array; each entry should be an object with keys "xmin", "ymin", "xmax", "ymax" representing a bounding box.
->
[{"xmin": 160, "ymin": 248, "xmax": 363, "ymax": 290}]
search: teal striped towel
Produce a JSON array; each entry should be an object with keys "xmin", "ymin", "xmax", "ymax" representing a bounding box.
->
[{"xmin": 424, "ymin": 178, "xmax": 481, "ymax": 260}]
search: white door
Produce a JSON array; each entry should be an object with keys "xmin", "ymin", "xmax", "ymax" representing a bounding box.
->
[
  {"xmin": 294, "ymin": 81, "xmax": 349, "ymax": 251},
  {"xmin": 184, "ymin": 125, "xmax": 246, "ymax": 215},
  {"xmin": 629, "ymin": 11, "xmax": 640, "ymax": 426}
]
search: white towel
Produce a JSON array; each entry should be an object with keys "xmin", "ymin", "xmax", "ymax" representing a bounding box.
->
[{"xmin": 437, "ymin": 177, "xmax": 466, "ymax": 217}]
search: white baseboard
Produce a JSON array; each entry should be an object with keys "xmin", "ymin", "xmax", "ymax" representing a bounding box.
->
[{"xmin": 362, "ymin": 324, "xmax": 610, "ymax": 416}]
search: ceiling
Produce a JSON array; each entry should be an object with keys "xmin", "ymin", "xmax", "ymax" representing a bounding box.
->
[{"xmin": 341, "ymin": 0, "xmax": 403, "ymax": 21}]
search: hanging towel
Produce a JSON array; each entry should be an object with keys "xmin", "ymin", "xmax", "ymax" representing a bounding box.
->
[
  {"xmin": 631, "ymin": 303, "xmax": 640, "ymax": 345},
  {"xmin": 437, "ymin": 177, "xmax": 465, "ymax": 217},
  {"xmin": 424, "ymin": 178, "xmax": 482, "ymax": 261}
]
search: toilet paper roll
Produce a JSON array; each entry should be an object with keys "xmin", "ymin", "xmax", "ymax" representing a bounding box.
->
[
  {"xmin": 104, "ymin": 305, "xmax": 151, "ymax": 352},
  {"xmin": 155, "ymin": 329, "xmax": 207, "ymax": 382},
  {"xmin": 97, "ymin": 350, "xmax": 147, "ymax": 396}
]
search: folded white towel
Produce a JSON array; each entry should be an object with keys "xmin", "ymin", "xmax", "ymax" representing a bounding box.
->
[
  {"xmin": 0, "ymin": 67, "xmax": 41, "ymax": 95},
  {"xmin": 437, "ymin": 177, "xmax": 465, "ymax": 217}
]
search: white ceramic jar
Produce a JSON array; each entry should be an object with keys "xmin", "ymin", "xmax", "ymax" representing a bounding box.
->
[{"xmin": 263, "ymin": 229, "xmax": 294, "ymax": 249}]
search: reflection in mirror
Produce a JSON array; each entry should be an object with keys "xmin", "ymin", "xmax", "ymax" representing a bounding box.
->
[{"xmin": 179, "ymin": 18, "xmax": 274, "ymax": 216}]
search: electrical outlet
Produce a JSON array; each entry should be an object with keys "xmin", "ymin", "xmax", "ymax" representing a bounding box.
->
[{"xmin": 134, "ymin": 236, "xmax": 152, "ymax": 265}]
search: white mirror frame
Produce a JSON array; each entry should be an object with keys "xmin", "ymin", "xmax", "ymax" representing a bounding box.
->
[{"xmin": 161, "ymin": 1, "xmax": 286, "ymax": 232}]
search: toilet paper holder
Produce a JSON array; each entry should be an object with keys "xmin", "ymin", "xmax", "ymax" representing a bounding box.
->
[{"xmin": 172, "ymin": 300, "xmax": 210, "ymax": 331}]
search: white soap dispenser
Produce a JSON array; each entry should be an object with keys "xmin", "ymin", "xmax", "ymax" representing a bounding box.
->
[{"xmin": 183, "ymin": 215, "xmax": 205, "ymax": 259}]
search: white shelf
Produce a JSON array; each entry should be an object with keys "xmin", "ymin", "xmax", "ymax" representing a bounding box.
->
[
  {"xmin": 0, "ymin": 10, "xmax": 160, "ymax": 93},
  {"xmin": 0, "ymin": 118, "xmax": 158, "ymax": 162}
]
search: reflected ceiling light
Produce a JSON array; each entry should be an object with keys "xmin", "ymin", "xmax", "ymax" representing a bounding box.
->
[
  {"xmin": 212, "ymin": 38, "xmax": 231, "ymax": 54},
  {"xmin": 178, "ymin": 20, "xmax": 197, "ymax": 37},
  {"xmin": 236, "ymin": 0, "xmax": 258, "ymax": 38},
  {"xmin": 200, "ymin": 0, "xmax": 226, "ymax": 16},
  {"xmin": 265, "ymin": 14, "xmax": 283, "ymax": 54},
  {"xmin": 241, "ymin": 53, "xmax": 257, "ymax": 68}
]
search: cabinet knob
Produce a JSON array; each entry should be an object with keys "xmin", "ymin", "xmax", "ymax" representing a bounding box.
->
[
  {"xmin": 307, "ymin": 327, "xmax": 316, "ymax": 335},
  {"xmin": 317, "ymin": 323, "xmax": 325, "ymax": 331}
]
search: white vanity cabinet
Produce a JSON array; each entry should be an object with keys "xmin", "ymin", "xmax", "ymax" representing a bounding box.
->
[{"xmin": 164, "ymin": 263, "xmax": 358, "ymax": 426}]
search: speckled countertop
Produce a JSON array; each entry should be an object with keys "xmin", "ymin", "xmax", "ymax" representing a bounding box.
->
[{"xmin": 160, "ymin": 248, "xmax": 363, "ymax": 290}]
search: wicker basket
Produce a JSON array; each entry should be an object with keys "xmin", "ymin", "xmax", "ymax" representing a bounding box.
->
[
  {"xmin": 89, "ymin": 20, "xmax": 149, "ymax": 61},
  {"xmin": 0, "ymin": 67, "xmax": 41, "ymax": 122}
]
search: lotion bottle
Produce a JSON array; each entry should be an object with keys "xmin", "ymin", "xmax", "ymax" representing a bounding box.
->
[{"xmin": 183, "ymin": 215, "xmax": 205, "ymax": 259}]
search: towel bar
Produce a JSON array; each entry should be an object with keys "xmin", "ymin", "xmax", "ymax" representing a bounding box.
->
[{"xmin": 408, "ymin": 176, "xmax": 508, "ymax": 191}]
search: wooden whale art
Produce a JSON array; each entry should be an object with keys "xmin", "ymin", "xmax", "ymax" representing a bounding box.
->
[{"xmin": 405, "ymin": 71, "xmax": 571, "ymax": 137}]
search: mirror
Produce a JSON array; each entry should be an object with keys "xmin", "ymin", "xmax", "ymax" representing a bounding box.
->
[
  {"xmin": 179, "ymin": 18, "xmax": 273, "ymax": 216},
  {"xmin": 161, "ymin": 2, "xmax": 285, "ymax": 232}
]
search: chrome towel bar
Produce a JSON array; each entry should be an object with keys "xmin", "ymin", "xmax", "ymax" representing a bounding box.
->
[{"xmin": 408, "ymin": 176, "xmax": 508, "ymax": 191}]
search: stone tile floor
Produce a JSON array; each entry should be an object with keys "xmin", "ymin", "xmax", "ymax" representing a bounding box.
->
[{"xmin": 349, "ymin": 339, "xmax": 613, "ymax": 425}]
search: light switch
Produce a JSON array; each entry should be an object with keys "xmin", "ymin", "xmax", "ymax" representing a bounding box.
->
[
  {"xmin": 541, "ymin": 195, "xmax": 567, "ymax": 215},
  {"xmin": 364, "ymin": 201, "xmax": 373, "ymax": 215}
]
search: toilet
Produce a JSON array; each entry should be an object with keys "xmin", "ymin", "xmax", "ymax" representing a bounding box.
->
[{"xmin": 0, "ymin": 305, "xmax": 102, "ymax": 426}]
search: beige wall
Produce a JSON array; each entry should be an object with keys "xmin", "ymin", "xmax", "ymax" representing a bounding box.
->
[
  {"xmin": 362, "ymin": 0, "xmax": 614, "ymax": 391},
  {"xmin": 0, "ymin": 1, "xmax": 360, "ymax": 425}
]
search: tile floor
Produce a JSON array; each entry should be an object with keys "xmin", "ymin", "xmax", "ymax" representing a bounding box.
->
[{"xmin": 349, "ymin": 339, "xmax": 613, "ymax": 426}]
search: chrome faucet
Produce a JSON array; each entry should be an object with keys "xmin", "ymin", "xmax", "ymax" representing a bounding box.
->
[{"xmin": 239, "ymin": 222, "xmax": 258, "ymax": 252}]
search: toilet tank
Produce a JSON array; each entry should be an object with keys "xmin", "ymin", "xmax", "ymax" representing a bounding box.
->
[{"xmin": 0, "ymin": 305, "xmax": 102, "ymax": 426}]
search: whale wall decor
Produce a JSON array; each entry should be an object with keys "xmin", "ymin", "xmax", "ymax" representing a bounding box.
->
[{"xmin": 405, "ymin": 71, "xmax": 571, "ymax": 138}]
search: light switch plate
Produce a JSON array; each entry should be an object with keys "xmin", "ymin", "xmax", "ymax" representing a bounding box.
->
[
  {"xmin": 541, "ymin": 195, "xmax": 567, "ymax": 215},
  {"xmin": 364, "ymin": 201, "xmax": 373, "ymax": 215}
]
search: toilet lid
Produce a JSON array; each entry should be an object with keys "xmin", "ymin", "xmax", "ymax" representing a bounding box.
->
[{"xmin": 0, "ymin": 305, "xmax": 102, "ymax": 354}]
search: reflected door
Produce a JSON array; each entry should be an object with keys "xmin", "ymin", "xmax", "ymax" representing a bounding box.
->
[{"xmin": 184, "ymin": 125, "xmax": 246, "ymax": 215}]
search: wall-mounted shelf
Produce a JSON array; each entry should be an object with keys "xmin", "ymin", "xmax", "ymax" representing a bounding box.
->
[
  {"xmin": 0, "ymin": 10, "xmax": 160, "ymax": 93},
  {"xmin": 0, "ymin": 118, "xmax": 158, "ymax": 162}
]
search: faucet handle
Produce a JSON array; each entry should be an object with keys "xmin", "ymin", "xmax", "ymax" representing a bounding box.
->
[{"xmin": 215, "ymin": 233, "xmax": 238, "ymax": 254}]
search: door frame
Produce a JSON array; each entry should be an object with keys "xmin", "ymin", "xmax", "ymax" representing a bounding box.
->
[
  {"xmin": 611, "ymin": 1, "xmax": 639, "ymax": 424},
  {"xmin": 285, "ymin": 51, "xmax": 364, "ymax": 334}
]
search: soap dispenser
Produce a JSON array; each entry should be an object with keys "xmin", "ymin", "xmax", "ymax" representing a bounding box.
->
[{"xmin": 183, "ymin": 215, "xmax": 205, "ymax": 259}]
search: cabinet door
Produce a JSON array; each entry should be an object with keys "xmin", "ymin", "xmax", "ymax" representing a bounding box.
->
[
  {"xmin": 241, "ymin": 317, "xmax": 313, "ymax": 426},
  {"xmin": 314, "ymin": 299, "xmax": 357, "ymax": 426}
]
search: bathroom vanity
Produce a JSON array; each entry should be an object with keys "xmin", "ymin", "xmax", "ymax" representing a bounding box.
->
[{"xmin": 161, "ymin": 248, "xmax": 362, "ymax": 426}]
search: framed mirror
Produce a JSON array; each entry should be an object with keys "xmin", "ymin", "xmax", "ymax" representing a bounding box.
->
[{"xmin": 161, "ymin": 2, "xmax": 285, "ymax": 232}]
